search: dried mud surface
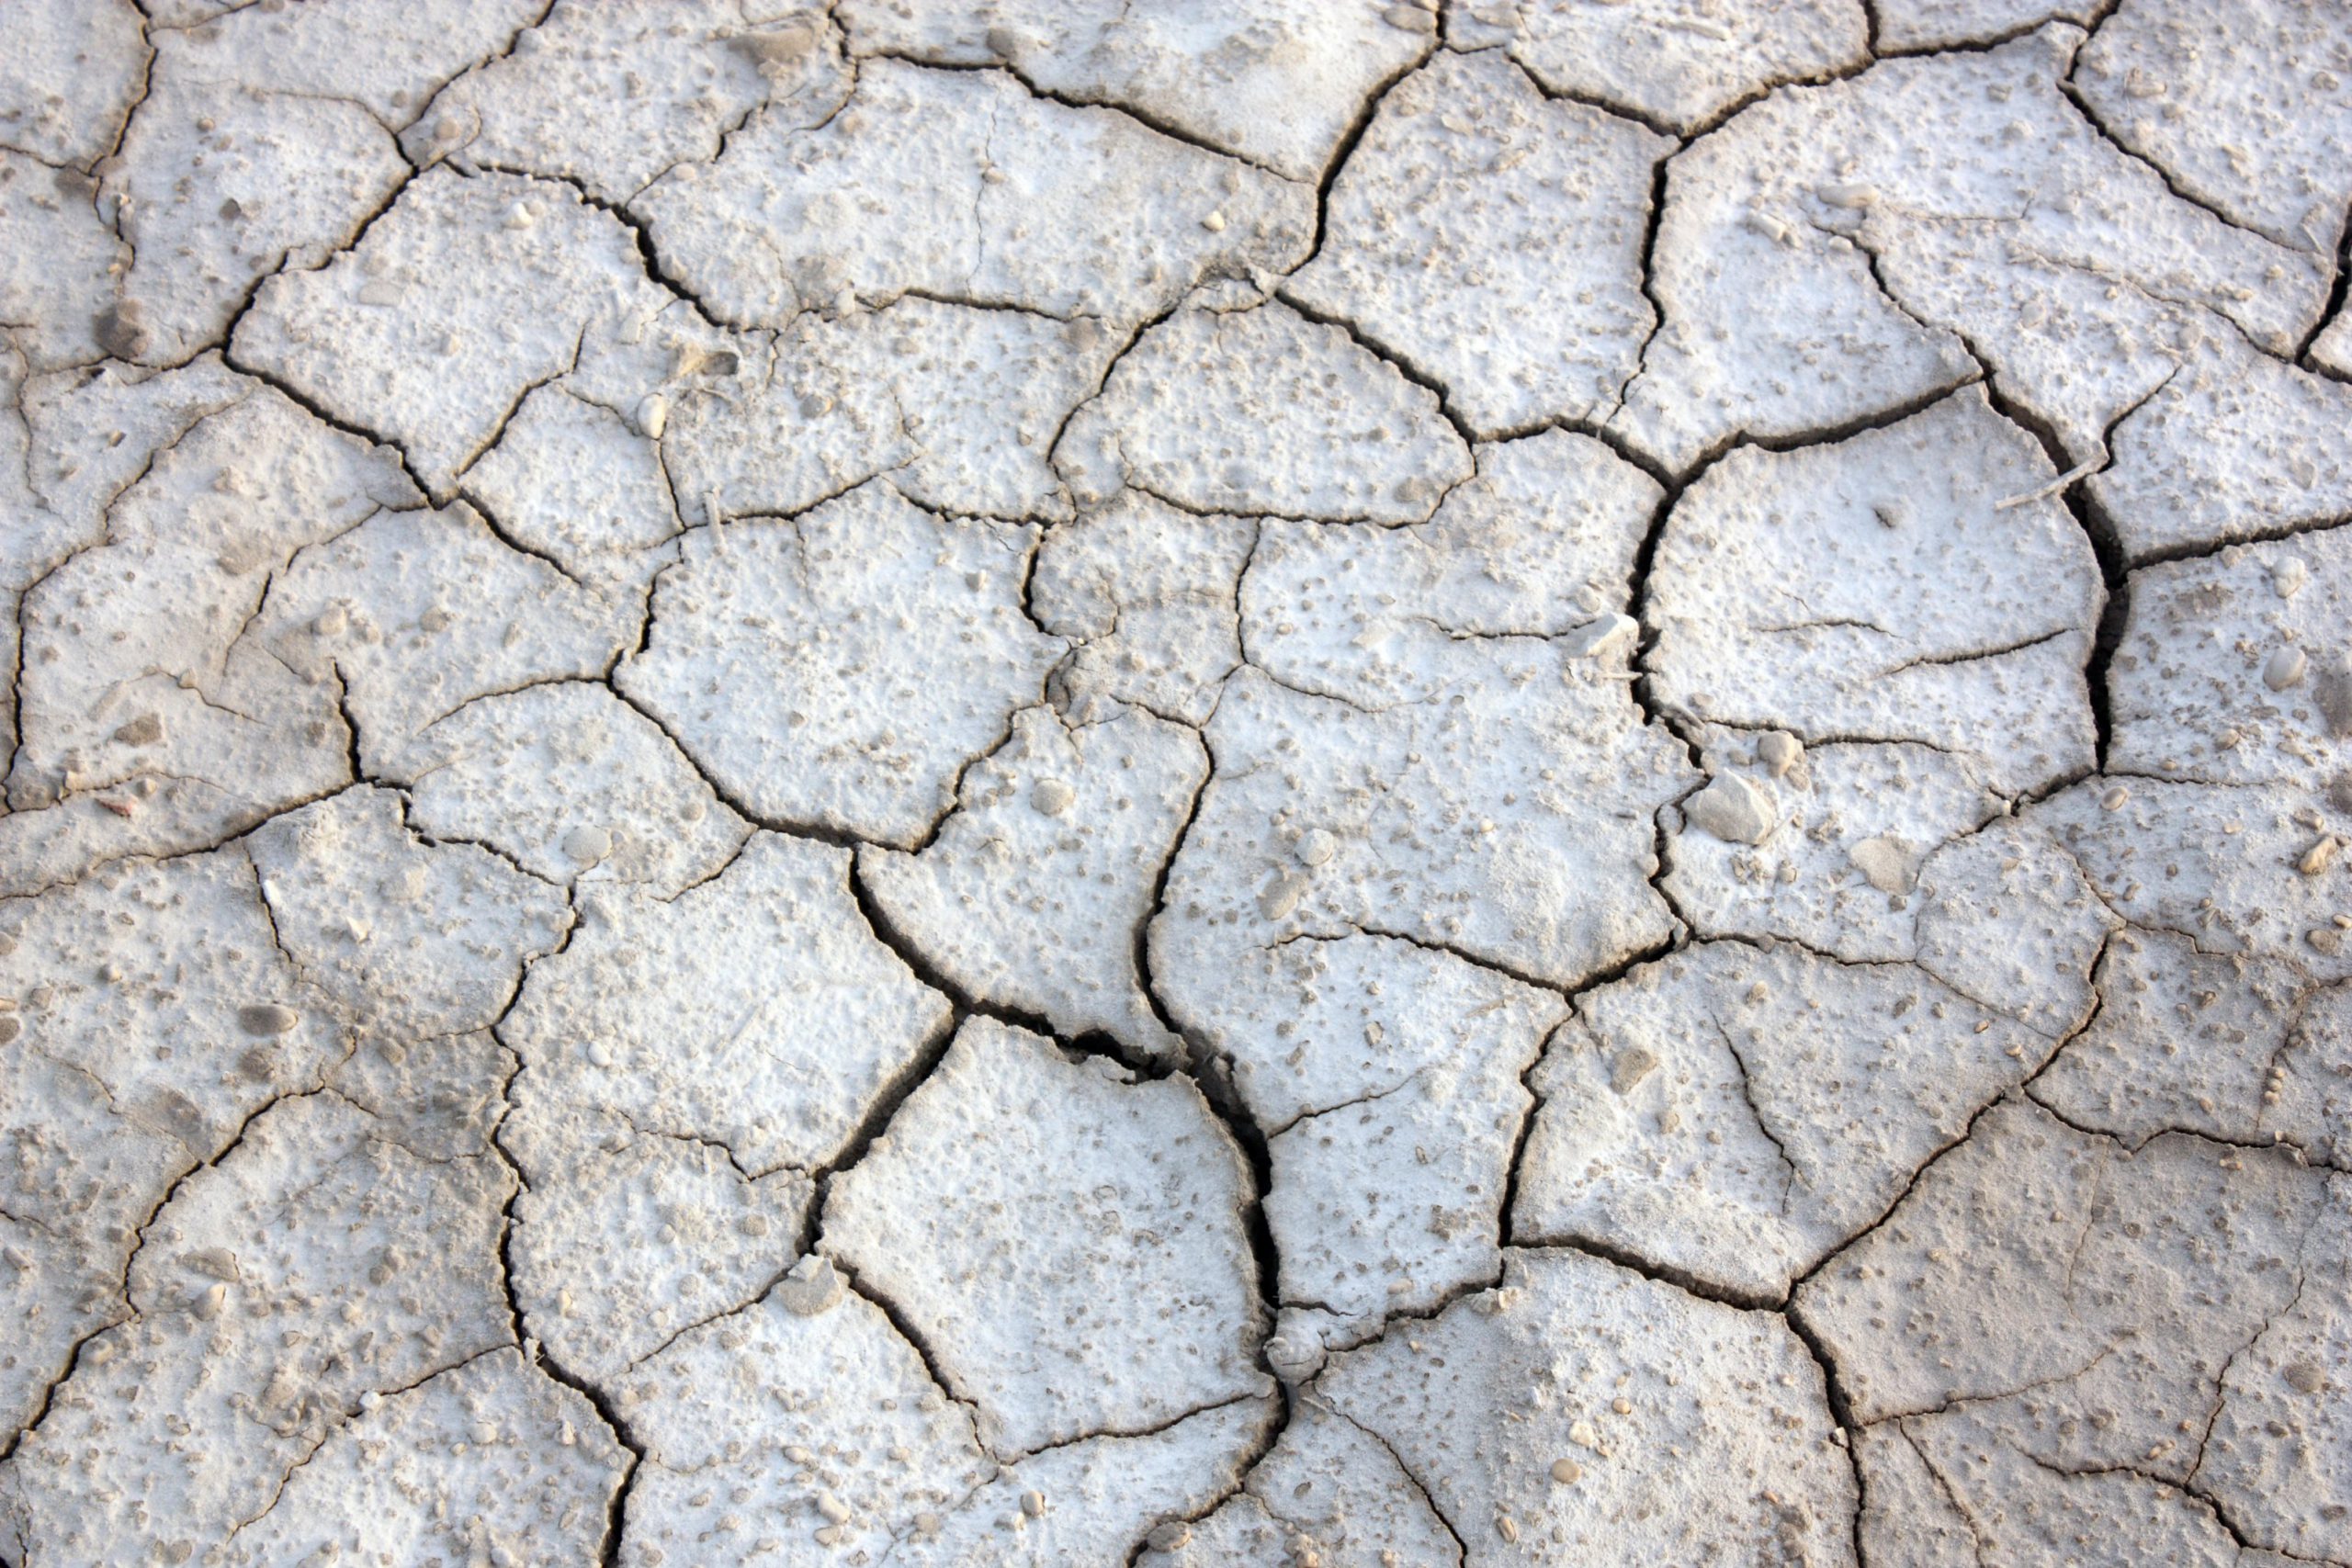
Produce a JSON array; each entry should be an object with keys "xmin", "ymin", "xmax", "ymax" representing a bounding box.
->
[{"xmin": 2, "ymin": 2, "xmax": 2349, "ymax": 1564}]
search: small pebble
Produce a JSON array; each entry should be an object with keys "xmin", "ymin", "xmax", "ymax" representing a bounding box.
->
[
  {"xmin": 1610, "ymin": 1047, "xmax": 1657, "ymax": 1095},
  {"xmin": 739, "ymin": 24, "xmax": 816, "ymax": 68},
  {"xmin": 1684, "ymin": 773, "xmax": 1778, "ymax": 845},
  {"xmin": 2266, "ymin": 646, "xmax": 2309, "ymax": 691},
  {"xmin": 1550, "ymin": 1458, "xmax": 1582, "ymax": 1484},
  {"xmin": 1260, "ymin": 872, "xmax": 1308, "ymax": 920},
  {"xmin": 1296, "ymin": 829, "xmax": 1337, "ymax": 866},
  {"xmin": 237, "ymin": 1003, "xmax": 300, "ymax": 1037},
  {"xmin": 1569, "ymin": 611, "xmax": 1638, "ymax": 660},
  {"xmin": 776, "ymin": 1254, "xmax": 845, "ymax": 1316},
  {"xmin": 1264, "ymin": 1331, "xmax": 1324, "ymax": 1380},
  {"xmin": 1849, "ymin": 834, "xmax": 1918, "ymax": 895},
  {"xmin": 1033, "ymin": 778, "xmax": 1076, "ymax": 817},
  {"xmin": 563, "ymin": 825, "xmax": 614, "ymax": 863}
]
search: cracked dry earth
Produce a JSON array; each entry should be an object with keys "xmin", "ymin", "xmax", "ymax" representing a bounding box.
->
[{"xmin": 6, "ymin": 4, "xmax": 2352, "ymax": 1568}]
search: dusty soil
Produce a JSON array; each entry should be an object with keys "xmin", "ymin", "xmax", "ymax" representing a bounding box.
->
[{"xmin": 2, "ymin": 2, "xmax": 2347, "ymax": 1563}]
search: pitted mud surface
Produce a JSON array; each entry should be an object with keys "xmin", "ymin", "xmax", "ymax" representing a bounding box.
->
[{"xmin": 3, "ymin": 3, "xmax": 2349, "ymax": 1564}]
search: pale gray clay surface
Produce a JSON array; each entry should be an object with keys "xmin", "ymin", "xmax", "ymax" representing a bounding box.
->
[
  {"xmin": 1873, "ymin": 1, "xmax": 2104, "ymax": 52},
  {"xmin": 1320, "ymin": 1247, "xmax": 1860, "ymax": 1563},
  {"xmin": 822, "ymin": 1019, "xmax": 1269, "ymax": 1457},
  {"xmin": 1645, "ymin": 389, "xmax": 2103, "ymax": 796},
  {"xmin": 1286, "ymin": 49, "xmax": 1669, "ymax": 437},
  {"xmin": 1607, "ymin": 26, "xmax": 2327, "ymax": 476},
  {"xmin": 836, "ymin": 0, "xmax": 1429, "ymax": 183},
  {"xmin": 1453, "ymin": 0, "xmax": 1871, "ymax": 135},
  {"xmin": 5, "ymin": 6, "xmax": 2349, "ymax": 1564}
]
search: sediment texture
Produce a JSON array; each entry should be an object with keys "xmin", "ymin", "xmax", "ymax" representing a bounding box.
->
[{"xmin": 2, "ymin": 2, "xmax": 2348, "ymax": 1564}]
